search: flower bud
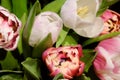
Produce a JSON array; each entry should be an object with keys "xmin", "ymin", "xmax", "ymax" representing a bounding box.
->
[
  {"xmin": 42, "ymin": 45, "xmax": 85, "ymax": 79},
  {"xmin": 100, "ymin": 10, "xmax": 120, "ymax": 35},
  {"xmin": 94, "ymin": 36, "xmax": 120, "ymax": 80},
  {"xmin": 0, "ymin": 6, "xmax": 21, "ymax": 51},
  {"xmin": 29, "ymin": 11, "xmax": 63, "ymax": 47}
]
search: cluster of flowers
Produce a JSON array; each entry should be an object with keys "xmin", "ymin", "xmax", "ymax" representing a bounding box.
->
[{"xmin": 0, "ymin": 0, "xmax": 120, "ymax": 80}]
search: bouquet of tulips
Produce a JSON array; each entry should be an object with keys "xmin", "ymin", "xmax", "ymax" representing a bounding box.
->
[{"xmin": 0, "ymin": 0, "xmax": 120, "ymax": 80}]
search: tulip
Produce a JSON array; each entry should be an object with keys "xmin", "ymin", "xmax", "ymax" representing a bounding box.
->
[
  {"xmin": 42, "ymin": 45, "xmax": 85, "ymax": 79},
  {"xmin": 60, "ymin": 0, "xmax": 104, "ymax": 38},
  {"xmin": 29, "ymin": 11, "xmax": 63, "ymax": 47},
  {"xmin": 100, "ymin": 10, "xmax": 120, "ymax": 35},
  {"xmin": 0, "ymin": 6, "xmax": 21, "ymax": 51},
  {"xmin": 93, "ymin": 36, "xmax": 120, "ymax": 80}
]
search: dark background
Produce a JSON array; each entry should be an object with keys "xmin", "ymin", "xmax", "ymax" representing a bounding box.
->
[
  {"xmin": 109, "ymin": 1, "xmax": 120, "ymax": 13},
  {"xmin": 38, "ymin": 0, "xmax": 120, "ymax": 14}
]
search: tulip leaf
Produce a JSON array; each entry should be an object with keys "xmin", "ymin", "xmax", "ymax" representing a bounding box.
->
[
  {"xmin": 23, "ymin": 0, "xmax": 41, "ymax": 43},
  {"xmin": 17, "ymin": 13, "xmax": 27, "ymax": 54},
  {"xmin": 82, "ymin": 32, "xmax": 120, "ymax": 47},
  {"xmin": 56, "ymin": 26, "xmax": 70, "ymax": 47},
  {"xmin": 32, "ymin": 33, "xmax": 53, "ymax": 58},
  {"xmin": 1, "ymin": 0, "xmax": 12, "ymax": 11},
  {"xmin": 53, "ymin": 73, "xmax": 64, "ymax": 80},
  {"xmin": 97, "ymin": 0, "xmax": 119, "ymax": 16},
  {"xmin": 22, "ymin": 0, "xmax": 41, "ymax": 58},
  {"xmin": 42, "ymin": 0, "xmax": 66, "ymax": 13},
  {"xmin": 74, "ymin": 74, "xmax": 90, "ymax": 80},
  {"xmin": 0, "ymin": 74, "xmax": 23, "ymax": 80},
  {"xmin": 62, "ymin": 35, "xmax": 77, "ymax": 46},
  {"xmin": 12, "ymin": 0, "xmax": 28, "ymax": 18},
  {"xmin": 0, "ymin": 70, "xmax": 23, "ymax": 74},
  {"xmin": 81, "ymin": 49, "xmax": 97, "ymax": 72},
  {"xmin": 21, "ymin": 57, "xmax": 42, "ymax": 80},
  {"xmin": 0, "ymin": 51, "xmax": 20, "ymax": 70},
  {"xmin": 62, "ymin": 32, "xmax": 79, "ymax": 46}
]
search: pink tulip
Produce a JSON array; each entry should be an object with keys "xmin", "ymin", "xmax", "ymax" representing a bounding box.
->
[
  {"xmin": 42, "ymin": 45, "xmax": 85, "ymax": 79},
  {"xmin": 94, "ymin": 36, "xmax": 120, "ymax": 80},
  {"xmin": 0, "ymin": 6, "xmax": 21, "ymax": 51},
  {"xmin": 100, "ymin": 10, "xmax": 120, "ymax": 35}
]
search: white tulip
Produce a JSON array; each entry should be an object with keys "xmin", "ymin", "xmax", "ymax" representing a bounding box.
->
[{"xmin": 60, "ymin": 0, "xmax": 104, "ymax": 37}]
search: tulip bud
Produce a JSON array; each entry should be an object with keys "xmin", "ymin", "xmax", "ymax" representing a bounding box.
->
[
  {"xmin": 100, "ymin": 10, "xmax": 120, "ymax": 35},
  {"xmin": 0, "ymin": 6, "xmax": 21, "ymax": 51},
  {"xmin": 42, "ymin": 45, "xmax": 85, "ymax": 79},
  {"xmin": 94, "ymin": 36, "xmax": 120, "ymax": 80},
  {"xmin": 29, "ymin": 11, "xmax": 63, "ymax": 47}
]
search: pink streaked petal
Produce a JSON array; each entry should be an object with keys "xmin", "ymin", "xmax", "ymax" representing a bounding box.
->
[
  {"xmin": 94, "ymin": 36, "xmax": 120, "ymax": 80},
  {"xmin": 0, "ymin": 6, "xmax": 21, "ymax": 51},
  {"xmin": 3, "ymin": 34, "xmax": 19, "ymax": 51},
  {"xmin": 77, "ymin": 62, "xmax": 85, "ymax": 76},
  {"xmin": 98, "ymin": 36, "xmax": 120, "ymax": 55},
  {"xmin": 50, "ymin": 69, "xmax": 60, "ymax": 77},
  {"xmin": 94, "ymin": 47, "xmax": 114, "ymax": 71},
  {"xmin": 101, "ymin": 10, "xmax": 113, "ymax": 22},
  {"xmin": 60, "ymin": 68, "xmax": 73, "ymax": 79},
  {"xmin": 8, "ymin": 14, "xmax": 21, "ymax": 28},
  {"xmin": 42, "ymin": 45, "xmax": 84, "ymax": 79}
]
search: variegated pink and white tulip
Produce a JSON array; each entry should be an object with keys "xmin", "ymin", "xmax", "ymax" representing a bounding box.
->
[
  {"xmin": 60, "ymin": 0, "xmax": 104, "ymax": 38},
  {"xmin": 29, "ymin": 11, "xmax": 63, "ymax": 47},
  {"xmin": 94, "ymin": 36, "xmax": 120, "ymax": 80},
  {"xmin": 42, "ymin": 45, "xmax": 85, "ymax": 79},
  {"xmin": 100, "ymin": 10, "xmax": 120, "ymax": 35},
  {"xmin": 0, "ymin": 6, "xmax": 21, "ymax": 51}
]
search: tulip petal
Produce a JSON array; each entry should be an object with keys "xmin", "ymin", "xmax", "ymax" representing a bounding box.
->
[
  {"xmin": 94, "ymin": 36, "xmax": 120, "ymax": 80},
  {"xmin": 74, "ymin": 17, "xmax": 104, "ymax": 37},
  {"xmin": 60, "ymin": 0, "xmax": 77, "ymax": 28}
]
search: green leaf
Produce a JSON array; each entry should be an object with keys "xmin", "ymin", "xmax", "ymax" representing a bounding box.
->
[
  {"xmin": 80, "ymin": 49, "xmax": 97, "ymax": 72},
  {"xmin": 22, "ymin": 0, "xmax": 41, "ymax": 58},
  {"xmin": 0, "ymin": 74, "xmax": 23, "ymax": 80},
  {"xmin": 56, "ymin": 26, "xmax": 70, "ymax": 47},
  {"xmin": 53, "ymin": 73, "xmax": 64, "ymax": 80},
  {"xmin": 0, "ymin": 70, "xmax": 23, "ymax": 74},
  {"xmin": 12, "ymin": 0, "xmax": 28, "ymax": 18},
  {"xmin": 32, "ymin": 33, "xmax": 53, "ymax": 58},
  {"xmin": 97, "ymin": 0, "xmax": 119, "ymax": 16},
  {"xmin": 17, "ymin": 13, "xmax": 27, "ymax": 54},
  {"xmin": 42, "ymin": 0, "xmax": 66, "ymax": 13},
  {"xmin": 62, "ymin": 35, "xmax": 78, "ymax": 46},
  {"xmin": 74, "ymin": 74, "xmax": 90, "ymax": 80},
  {"xmin": 21, "ymin": 57, "xmax": 42, "ymax": 80},
  {"xmin": 82, "ymin": 32, "xmax": 120, "ymax": 47},
  {"xmin": 23, "ymin": 0, "xmax": 41, "ymax": 43},
  {"xmin": 1, "ymin": 0, "xmax": 12, "ymax": 11},
  {"xmin": 0, "ymin": 52, "xmax": 20, "ymax": 70}
]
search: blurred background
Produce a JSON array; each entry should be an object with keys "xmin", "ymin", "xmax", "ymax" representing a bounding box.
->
[{"xmin": 109, "ymin": 0, "xmax": 120, "ymax": 13}]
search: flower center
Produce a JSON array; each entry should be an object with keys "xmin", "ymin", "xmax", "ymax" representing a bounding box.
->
[{"xmin": 77, "ymin": 6, "xmax": 88, "ymax": 18}]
